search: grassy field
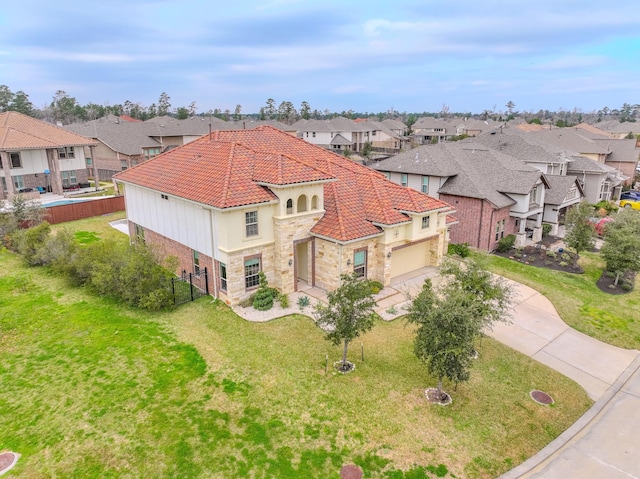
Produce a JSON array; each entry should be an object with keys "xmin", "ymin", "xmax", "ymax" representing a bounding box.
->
[
  {"xmin": 0, "ymin": 245, "xmax": 590, "ymax": 479},
  {"xmin": 481, "ymin": 251, "xmax": 640, "ymax": 350}
]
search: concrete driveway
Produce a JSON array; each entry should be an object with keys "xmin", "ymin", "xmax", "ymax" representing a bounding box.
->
[{"xmin": 493, "ymin": 279, "xmax": 640, "ymax": 479}]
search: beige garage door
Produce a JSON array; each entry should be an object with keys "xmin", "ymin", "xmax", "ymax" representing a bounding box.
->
[{"xmin": 390, "ymin": 243, "xmax": 429, "ymax": 278}]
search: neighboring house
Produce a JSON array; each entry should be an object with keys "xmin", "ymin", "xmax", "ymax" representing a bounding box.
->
[
  {"xmin": 292, "ymin": 117, "xmax": 405, "ymax": 155},
  {"xmin": 472, "ymin": 125, "xmax": 626, "ymax": 202},
  {"xmin": 593, "ymin": 120, "xmax": 640, "ymax": 140},
  {"xmin": 66, "ymin": 115, "xmax": 164, "ymax": 179},
  {"xmin": 542, "ymin": 175, "xmax": 584, "ymax": 233},
  {"xmin": 113, "ymin": 127, "xmax": 456, "ymax": 306},
  {"xmin": 411, "ymin": 117, "xmax": 453, "ymax": 144},
  {"xmin": 372, "ymin": 142, "xmax": 549, "ymax": 250},
  {"xmin": 1, "ymin": 111, "xmax": 97, "ymax": 198}
]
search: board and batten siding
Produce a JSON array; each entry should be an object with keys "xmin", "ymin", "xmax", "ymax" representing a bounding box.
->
[{"xmin": 124, "ymin": 185, "xmax": 214, "ymax": 256}]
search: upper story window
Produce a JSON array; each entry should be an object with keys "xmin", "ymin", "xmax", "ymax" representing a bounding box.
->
[
  {"xmin": 312, "ymin": 132, "xmax": 316, "ymax": 138},
  {"xmin": 286, "ymin": 199, "xmax": 293, "ymax": 215},
  {"xmin": 297, "ymin": 194, "xmax": 308, "ymax": 213},
  {"xmin": 10, "ymin": 152, "xmax": 22, "ymax": 168},
  {"xmin": 85, "ymin": 157, "xmax": 93, "ymax": 167},
  {"xmin": 372, "ymin": 130, "xmax": 377, "ymax": 136},
  {"xmin": 422, "ymin": 216, "xmax": 430, "ymax": 229},
  {"xmin": 421, "ymin": 176, "xmax": 429, "ymax": 193},
  {"xmin": 144, "ymin": 147, "xmax": 161, "ymax": 161},
  {"xmin": 58, "ymin": 147, "xmax": 75, "ymax": 159},
  {"xmin": 245, "ymin": 211, "xmax": 258, "ymax": 237},
  {"xmin": 529, "ymin": 184, "xmax": 540, "ymax": 207},
  {"xmin": 401, "ymin": 173, "xmax": 408, "ymax": 187}
]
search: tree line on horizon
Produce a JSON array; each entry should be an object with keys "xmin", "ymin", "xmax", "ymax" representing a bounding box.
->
[{"xmin": 1, "ymin": 84, "xmax": 638, "ymax": 128}]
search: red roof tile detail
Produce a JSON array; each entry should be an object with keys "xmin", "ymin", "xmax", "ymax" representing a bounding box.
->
[
  {"xmin": 0, "ymin": 111, "xmax": 96, "ymax": 150},
  {"xmin": 115, "ymin": 126, "xmax": 454, "ymax": 242}
]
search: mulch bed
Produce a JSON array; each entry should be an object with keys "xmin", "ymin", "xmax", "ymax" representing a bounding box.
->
[
  {"xmin": 494, "ymin": 245, "xmax": 584, "ymax": 274},
  {"xmin": 425, "ymin": 388, "xmax": 452, "ymax": 405},
  {"xmin": 596, "ymin": 270, "xmax": 636, "ymax": 295}
]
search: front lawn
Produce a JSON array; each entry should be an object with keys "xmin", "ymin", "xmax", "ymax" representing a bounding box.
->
[
  {"xmin": 481, "ymin": 251, "xmax": 640, "ymax": 350},
  {"xmin": 0, "ymin": 245, "xmax": 591, "ymax": 479}
]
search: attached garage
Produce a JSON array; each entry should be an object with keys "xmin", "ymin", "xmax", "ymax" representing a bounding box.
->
[{"xmin": 390, "ymin": 241, "xmax": 430, "ymax": 278}]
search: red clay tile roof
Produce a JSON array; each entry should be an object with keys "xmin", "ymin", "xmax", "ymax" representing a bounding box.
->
[
  {"xmin": 0, "ymin": 111, "xmax": 97, "ymax": 150},
  {"xmin": 115, "ymin": 126, "xmax": 454, "ymax": 242}
]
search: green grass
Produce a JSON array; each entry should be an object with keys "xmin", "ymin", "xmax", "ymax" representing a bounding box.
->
[
  {"xmin": 0, "ymin": 245, "xmax": 590, "ymax": 478},
  {"xmin": 480, "ymin": 251, "xmax": 640, "ymax": 349}
]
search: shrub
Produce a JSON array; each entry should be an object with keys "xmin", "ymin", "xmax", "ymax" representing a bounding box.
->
[
  {"xmin": 496, "ymin": 234, "xmax": 516, "ymax": 253},
  {"xmin": 278, "ymin": 293, "xmax": 289, "ymax": 309},
  {"xmin": 621, "ymin": 282, "xmax": 633, "ymax": 292},
  {"xmin": 594, "ymin": 200, "xmax": 618, "ymax": 214},
  {"xmin": 297, "ymin": 295, "xmax": 310, "ymax": 310},
  {"xmin": 546, "ymin": 250, "xmax": 557, "ymax": 258},
  {"xmin": 385, "ymin": 305, "xmax": 398, "ymax": 315},
  {"xmin": 448, "ymin": 242, "xmax": 471, "ymax": 257},
  {"xmin": 559, "ymin": 261, "xmax": 569, "ymax": 267},
  {"xmin": 605, "ymin": 271, "xmax": 616, "ymax": 279},
  {"xmin": 545, "ymin": 261, "xmax": 553, "ymax": 266},
  {"xmin": 542, "ymin": 223, "xmax": 553, "ymax": 237},
  {"xmin": 253, "ymin": 272, "xmax": 274, "ymax": 311},
  {"xmin": 14, "ymin": 221, "xmax": 52, "ymax": 266},
  {"xmin": 239, "ymin": 294, "xmax": 256, "ymax": 308},
  {"xmin": 561, "ymin": 253, "xmax": 572, "ymax": 262},
  {"xmin": 369, "ymin": 280, "xmax": 384, "ymax": 295}
]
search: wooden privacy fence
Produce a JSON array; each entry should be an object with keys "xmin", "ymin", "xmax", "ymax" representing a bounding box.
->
[{"xmin": 43, "ymin": 196, "xmax": 125, "ymax": 224}]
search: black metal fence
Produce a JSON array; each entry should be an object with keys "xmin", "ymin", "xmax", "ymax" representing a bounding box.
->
[{"xmin": 171, "ymin": 267, "xmax": 209, "ymax": 305}]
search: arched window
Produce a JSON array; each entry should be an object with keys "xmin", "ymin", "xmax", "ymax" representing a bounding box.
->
[
  {"xmin": 297, "ymin": 194, "xmax": 308, "ymax": 213},
  {"xmin": 286, "ymin": 198, "xmax": 293, "ymax": 215},
  {"xmin": 311, "ymin": 195, "xmax": 318, "ymax": 210}
]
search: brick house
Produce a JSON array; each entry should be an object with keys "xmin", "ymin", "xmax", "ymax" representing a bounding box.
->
[
  {"xmin": 372, "ymin": 142, "xmax": 549, "ymax": 250},
  {"xmin": 113, "ymin": 127, "xmax": 456, "ymax": 306},
  {"xmin": 1, "ymin": 111, "xmax": 97, "ymax": 199}
]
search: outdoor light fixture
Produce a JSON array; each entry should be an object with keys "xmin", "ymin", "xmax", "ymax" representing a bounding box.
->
[
  {"xmin": 288, "ymin": 259, "xmax": 293, "ymax": 267},
  {"xmin": 387, "ymin": 251, "xmax": 392, "ymax": 259},
  {"xmin": 346, "ymin": 259, "xmax": 351, "ymax": 266}
]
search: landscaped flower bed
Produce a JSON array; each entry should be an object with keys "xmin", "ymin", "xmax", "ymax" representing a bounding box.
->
[{"xmin": 494, "ymin": 245, "xmax": 584, "ymax": 274}]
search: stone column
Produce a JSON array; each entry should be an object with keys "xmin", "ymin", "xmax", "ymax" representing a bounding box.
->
[
  {"xmin": 0, "ymin": 151, "xmax": 15, "ymax": 199},
  {"xmin": 46, "ymin": 148, "xmax": 63, "ymax": 195}
]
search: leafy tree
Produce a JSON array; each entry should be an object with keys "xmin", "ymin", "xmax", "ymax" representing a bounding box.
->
[
  {"xmin": 14, "ymin": 221, "xmax": 51, "ymax": 266},
  {"xmin": 157, "ymin": 92, "xmax": 171, "ymax": 116},
  {"xmin": 277, "ymin": 100, "xmax": 296, "ymax": 124},
  {"xmin": 407, "ymin": 259, "xmax": 512, "ymax": 398},
  {"xmin": 361, "ymin": 141, "xmax": 373, "ymax": 165},
  {"xmin": 409, "ymin": 280, "xmax": 477, "ymax": 396},
  {"xmin": 300, "ymin": 101, "xmax": 311, "ymax": 120},
  {"xmin": 9, "ymin": 91, "xmax": 36, "ymax": 117},
  {"xmin": 506, "ymin": 100, "xmax": 515, "ymax": 115},
  {"xmin": 233, "ymin": 104, "xmax": 242, "ymax": 121},
  {"xmin": 264, "ymin": 98, "xmax": 276, "ymax": 120},
  {"xmin": 175, "ymin": 107, "xmax": 189, "ymax": 119},
  {"xmin": 0, "ymin": 84, "xmax": 14, "ymax": 112},
  {"xmin": 314, "ymin": 273, "xmax": 377, "ymax": 371},
  {"xmin": 600, "ymin": 209, "xmax": 640, "ymax": 285},
  {"xmin": 564, "ymin": 202, "xmax": 596, "ymax": 264},
  {"xmin": 188, "ymin": 101, "xmax": 197, "ymax": 117},
  {"xmin": 50, "ymin": 90, "xmax": 85, "ymax": 124}
]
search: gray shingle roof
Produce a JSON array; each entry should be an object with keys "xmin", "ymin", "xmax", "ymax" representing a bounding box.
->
[
  {"xmin": 373, "ymin": 142, "xmax": 543, "ymax": 208},
  {"xmin": 65, "ymin": 118, "xmax": 161, "ymax": 155},
  {"xmin": 544, "ymin": 175, "xmax": 583, "ymax": 205}
]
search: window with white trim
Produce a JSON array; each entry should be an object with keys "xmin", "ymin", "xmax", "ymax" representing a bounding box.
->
[
  {"xmin": 13, "ymin": 175, "xmax": 24, "ymax": 190},
  {"xmin": 193, "ymin": 250, "xmax": 200, "ymax": 275},
  {"xmin": 353, "ymin": 248, "xmax": 367, "ymax": 278},
  {"xmin": 61, "ymin": 170, "xmax": 77, "ymax": 187},
  {"xmin": 57, "ymin": 147, "xmax": 75, "ymax": 159},
  {"xmin": 244, "ymin": 257, "xmax": 260, "ymax": 289},
  {"xmin": 401, "ymin": 173, "xmax": 408, "ymax": 187},
  {"xmin": 245, "ymin": 211, "xmax": 258, "ymax": 237},
  {"xmin": 422, "ymin": 216, "xmax": 430, "ymax": 229},
  {"xmin": 421, "ymin": 176, "xmax": 429, "ymax": 193},
  {"xmin": 10, "ymin": 152, "xmax": 22, "ymax": 168},
  {"xmin": 220, "ymin": 263, "xmax": 227, "ymax": 291}
]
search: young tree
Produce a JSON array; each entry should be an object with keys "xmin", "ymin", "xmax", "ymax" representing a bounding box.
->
[
  {"xmin": 407, "ymin": 259, "xmax": 513, "ymax": 400},
  {"xmin": 233, "ymin": 104, "xmax": 242, "ymax": 121},
  {"xmin": 361, "ymin": 141, "xmax": 373, "ymax": 165},
  {"xmin": 408, "ymin": 280, "xmax": 477, "ymax": 397},
  {"xmin": 564, "ymin": 202, "xmax": 596, "ymax": 264},
  {"xmin": 175, "ymin": 107, "xmax": 189, "ymax": 119},
  {"xmin": 600, "ymin": 209, "xmax": 640, "ymax": 285},
  {"xmin": 314, "ymin": 273, "xmax": 377, "ymax": 372},
  {"xmin": 264, "ymin": 98, "xmax": 276, "ymax": 120},
  {"xmin": 300, "ymin": 101, "xmax": 311, "ymax": 120}
]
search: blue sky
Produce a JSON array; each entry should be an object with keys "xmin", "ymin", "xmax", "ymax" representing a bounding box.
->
[{"xmin": 1, "ymin": 0, "xmax": 638, "ymax": 115}]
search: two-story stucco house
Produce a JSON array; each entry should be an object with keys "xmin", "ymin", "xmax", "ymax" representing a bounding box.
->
[
  {"xmin": 113, "ymin": 127, "xmax": 456, "ymax": 306},
  {"xmin": 1, "ymin": 111, "xmax": 97, "ymax": 199}
]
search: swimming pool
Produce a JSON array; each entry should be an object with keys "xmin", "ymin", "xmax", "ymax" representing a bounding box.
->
[{"xmin": 43, "ymin": 199, "xmax": 90, "ymax": 207}]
